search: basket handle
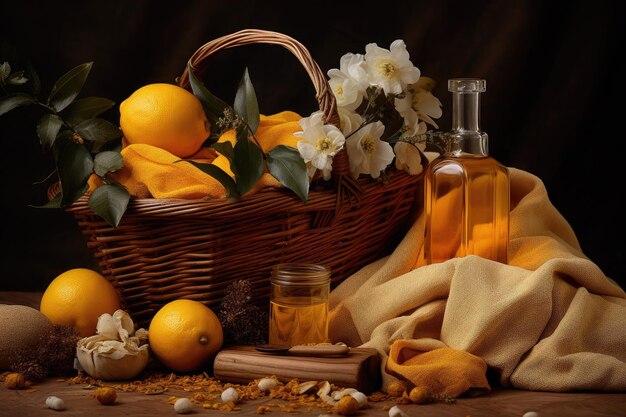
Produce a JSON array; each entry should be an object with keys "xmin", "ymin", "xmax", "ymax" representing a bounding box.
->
[
  {"xmin": 179, "ymin": 29, "xmax": 339, "ymax": 127},
  {"xmin": 177, "ymin": 29, "xmax": 360, "ymax": 198}
]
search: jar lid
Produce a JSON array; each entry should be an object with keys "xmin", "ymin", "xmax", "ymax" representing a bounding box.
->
[{"xmin": 271, "ymin": 263, "xmax": 331, "ymax": 287}]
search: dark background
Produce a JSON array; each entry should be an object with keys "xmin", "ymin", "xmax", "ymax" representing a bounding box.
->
[{"xmin": 0, "ymin": 0, "xmax": 623, "ymax": 290}]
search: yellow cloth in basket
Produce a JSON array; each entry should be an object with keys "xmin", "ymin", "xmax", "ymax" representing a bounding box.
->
[
  {"xmin": 107, "ymin": 111, "xmax": 302, "ymax": 199},
  {"xmin": 329, "ymin": 168, "xmax": 626, "ymax": 392}
]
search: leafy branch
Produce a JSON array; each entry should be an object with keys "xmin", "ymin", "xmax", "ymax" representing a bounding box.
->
[
  {"xmin": 186, "ymin": 64, "xmax": 309, "ymax": 202},
  {"xmin": 0, "ymin": 59, "xmax": 129, "ymax": 226}
]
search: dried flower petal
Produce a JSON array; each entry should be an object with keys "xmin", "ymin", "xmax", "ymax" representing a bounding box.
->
[
  {"xmin": 77, "ymin": 310, "xmax": 149, "ymax": 380},
  {"xmin": 297, "ymin": 381, "xmax": 318, "ymax": 394}
]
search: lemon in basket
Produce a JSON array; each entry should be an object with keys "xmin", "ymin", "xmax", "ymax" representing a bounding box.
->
[
  {"xmin": 40, "ymin": 268, "xmax": 121, "ymax": 337},
  {"xmin": 119, "ymin": 83, "xmax": 210, "ymax": 158},
  {"xmin": 148, "ymin": 299, "xmax": 223, "ymax": 372}
]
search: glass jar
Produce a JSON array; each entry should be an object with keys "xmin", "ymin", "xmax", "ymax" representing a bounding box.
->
[{"xmin": 269, "ymin": 263, "xmax": 331, "ymax": 346}]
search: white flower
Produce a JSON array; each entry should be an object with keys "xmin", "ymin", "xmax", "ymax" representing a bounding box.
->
[
  {"xmin": 394, "ymin": 141, "xmax": 439, "ymax": 176},
  {"xmin": 346, "ymin": 121, "xmax": 395, "ymax": 179},
  {"xmin": 337, "ymin": 107, "xmax": 363, "ymax": 136},
  {"xmin": 295, "ymin": 111, "xmax": 346, "ymax": 180},
  {"xmin": 339, "ymin": 53, "xmax": 369, "ymax": 89},
  {"xmin": 394, "ymin": 76, "xmax": 442, "ymax": 135},
  {"xmin": 411, "ymin": 77, "xmax": 442, "ymax": 128},
  {"xmin": 394, "ymin": 93, "xmax": 420, "ymax": 136},
  {"xmin": 364, "ymin": 40, "xmax": 420, "ymax": 95},
  {"xmin": 328, "ymin": 53, "xmax": 368, "ymax": 110}
]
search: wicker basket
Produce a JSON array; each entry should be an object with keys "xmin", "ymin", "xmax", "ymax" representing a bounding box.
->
[{"xmin": 63, "ymin": 30, "xmax": 422, "ymax": 327}]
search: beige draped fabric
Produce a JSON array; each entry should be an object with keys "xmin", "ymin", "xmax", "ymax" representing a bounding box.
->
[{"xmin": 329, "ymin": 168, "xmax": 626, "ymax": 391}]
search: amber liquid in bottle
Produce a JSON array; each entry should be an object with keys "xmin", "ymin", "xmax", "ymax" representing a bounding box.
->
[{"xmin": 425, "ymin": 79, "xmax": 509, "ymax": 264}]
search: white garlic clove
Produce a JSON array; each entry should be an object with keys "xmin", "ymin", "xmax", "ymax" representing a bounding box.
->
[
  {"xmin": 350, "ymin": 391, "xmax": 368, "ymax": 408},
  {"xmin": 113, "ymin": 310, "xmax": 135, "ymax": 336},
  {"xmin": 317, "ymin": 381, "xmax": 331, "ymax": 398},
  {"xmin": 174, "ymin": 398, "xmax": 194, "ymax": 414},
  {"xmin": 134, "ymin": 328, "xmax": 149, "ymax": 342},
  {"xmin": 332, "ymin": 387, "xmax": 358, "ymax": 400},
  {"xmin": 257, "ymin": 377, "xmax": 278, "ymax": 392},
  {"xmin": 96, "ymin": 313, "xmax": 119, "ymax": 339},
  {"xmin": 297, "ymin": 380, "xmax": 318, "ymax": 394},
  {"xmin": 221, "ymin": 387, "xmax": 239, "ymax": 403},
  {"xmin": 80, "ymin": 334, "xmax": 110, "ymax": 350},
  {"xmin": 45, "ymin": 396, "xmax": 65, "ymax": 411},
  {"xmin": 389, "ymin": 405, "xmax": 409, "ymax": 417},
  {"xmin": 319, "ymin": 394, "xmax": 337, "ymax": 406}
]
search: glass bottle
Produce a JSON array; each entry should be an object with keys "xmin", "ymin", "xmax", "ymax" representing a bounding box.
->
[
  {"xmin": 424, "ymin": 79, "xmax": 509, "ymax": 264},
  {"xmin": 269, "ymin": 263, "xmax": 330, "ymax": 346}
]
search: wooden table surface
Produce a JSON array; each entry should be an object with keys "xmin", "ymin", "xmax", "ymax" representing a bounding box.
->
[{"xmin": 2, "ymin": 292, "xmax": 625, "ymax": 417}]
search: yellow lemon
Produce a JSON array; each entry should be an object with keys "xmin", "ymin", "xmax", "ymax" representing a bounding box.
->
[
  {"xmin": 40, "ymin": 268, "xmax": 121, "ymax": 337},
  {"xmin": 119, "ymin": 83, "xmax": 210, "ymax": 158},
  {"xmin": 148, "ymin": 300, "xmax": 223, "ymax": 372}
]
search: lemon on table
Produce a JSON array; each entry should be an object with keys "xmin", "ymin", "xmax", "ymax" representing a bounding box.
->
[
  {"xmin": 39, "ymin": 268, "xmax": 121, "ymax": 337},
  {"xmin": 119, "ymin": 83, "xmax": 210, "ymax": 158},
  {"xmin": 148, "ymin": 299, "xmax": 223, "ymax": 372}
]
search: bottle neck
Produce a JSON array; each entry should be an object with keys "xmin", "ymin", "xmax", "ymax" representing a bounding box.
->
[
  {"xmin": 452, "ymin": 92, "xmax": 480, "ymax": 131},
  {"xmin": 448, "ymin": 91, "xmax": 488, "ymax": 156}
]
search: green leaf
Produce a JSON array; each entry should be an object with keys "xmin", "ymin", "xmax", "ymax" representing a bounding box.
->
[
  {"xmin": 187, "ymin": 63, "xmax": 228, "ymax": 124},
  {"xmin": 54, "ymin": 137, "xmax": 93, "ymax": 205},
  {"xmin": 96, "ymin": 138, "xmax": 122, "ymax": 153},
  {"xmin": 6, "ymin": 71, "xmax": 28, "ymax": 85},
  {"xmin": 0, "ymin": 62, "xmax": 10, "ymax": 81},
  {"xmin": 267, "ymin": 145, "xmax": 309, "ymax": 202},
  {"xmin": 94, "ymin": 151, "xmax": 123, "ymax": 176},
  {"xmin": 88, "ymin": 183, "xmax": 130, "ymax": 227},
  {"xmin": 233, "ymin": 67, "xmax": 260, "ymax": 134},
  {"xmin": 25, "ymin": 61, "xmax": 41, "ymax": 97},
  {"xmin": 186, "ymin": 160, "xmax": 239, "ymax": 198},
  {"xmin": 212, "ymin": 141, "xmax": 234, "ymax": 162},
  {"xmin": 233, "ymin": 127, "xmax": 263, "ymax": 196},
  {"xmin": 30, "ymin": 193, "xmax": 63, "ymax": 209},
  {"xmin": 37, "ymin": 114, "xmax": 64, "ymax": 152},
  {"xmin": 48, "ymin": 62, "xmax": 93, "ymax": 112},
  {"xmin": 62, "ymin": 97, "xmax": 115, "ymax": 126},
  {"xmin": 0, "ymin": 93, "xmax": 34, "ymax": 116},
  {"xmin": 204, "ymin": 132, "xmax": 221, "ymax": 146},
  {"xmin": 74, "ymin": 118, "xmax": 122, "ymax": 142}
]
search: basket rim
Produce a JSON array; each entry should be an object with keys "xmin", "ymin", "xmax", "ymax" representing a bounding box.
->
[{"xmin": 64, "ymin": 169, "xmax": 421, "ymax": 218}]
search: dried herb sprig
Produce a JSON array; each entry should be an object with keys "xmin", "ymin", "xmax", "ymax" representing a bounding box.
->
[
  {"xmin": 10, "ymin": 324, "xmax": 80, "ymax": 381},
  {"xmin": 218, "ymin": 280, "xmax": 268, "ymax": 345}
]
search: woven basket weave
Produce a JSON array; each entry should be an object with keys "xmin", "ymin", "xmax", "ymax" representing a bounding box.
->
[{"xmin": 62, "ymin": 30, "xmax": 421, "ymax": 327}]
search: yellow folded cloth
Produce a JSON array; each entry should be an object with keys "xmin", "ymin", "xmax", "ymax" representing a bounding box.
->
[
  {"xmin": 329, "ymin": 168, "xmax": 626, "ymax": 392},
  {"xmin": 211, "ymin": 111, "xmax": 302, "ymax": 190},
  {"xmin": 109, "ymin": 144, "xmax": 225, "ymax": 199},
  {"xmin": 216, "ymin": 110, "xmax": 301, "ymax": 152},
  {"xmin": 386, "ymin": 339, "xmax": 490, "ymax": 399},
  {"xmin": 98, "ymin": 111, "xmax": 302, "ymax": 199}
]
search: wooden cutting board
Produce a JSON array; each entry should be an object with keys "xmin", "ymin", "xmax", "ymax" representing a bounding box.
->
[{"xmin": 213, "ymin": 346, "xmax": 381, "ymax": 394}]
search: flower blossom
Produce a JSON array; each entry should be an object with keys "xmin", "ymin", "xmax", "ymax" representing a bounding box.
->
[
  {"xmin": 364, "ymin": 40, "xmax": 420, "ymax": 95},
  {"xmin": 295, "ymin": 111, "xmax": 346, "ymax": 180},
  {"xmin": 337, "ymin": 107, "xmax": 363, "ymax": 136},
  {"xmin": 394, "ymin": 76, "xmax": 442, "ymax": 136},
  {"xmin": 394, "ymin": 141, "xmax": 440, "ymax": 176},
  {"xmin": 328, "ymin": 53, "xmax": 369, "ymax": 110},
  {"xmin": 346, "ymin": 121, "xmax": 395, "ymax": 179}
]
